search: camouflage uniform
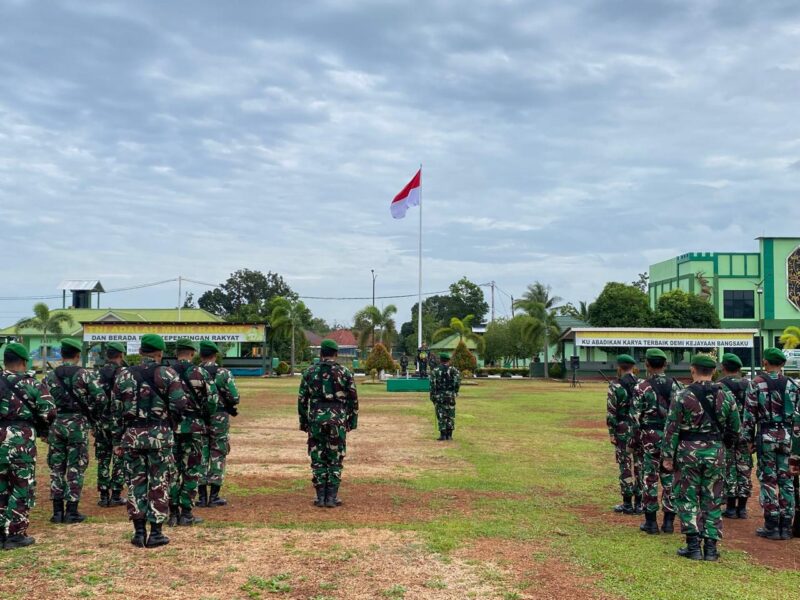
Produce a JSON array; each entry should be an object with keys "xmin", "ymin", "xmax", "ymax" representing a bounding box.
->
[
  {"xmin": 0, "ymin": 370, "xmax": 55, "ymax": 541},
  {"xmin": 200, "ymin": 361, "xmax": 239, "ymax": 489},
  {"xmin": 429, "ymin": 363, "xmax": 461, "ymax": 439},
  {"xmin": 46, "ymin": 366, "xmax": 105, "ymax": 504},
  {"xmin": 663, "ymin": 382, "xmax": 740, "ymax": 542},
  {"xmin": 607, "ymin": 373, "xmax": 643, "ymax": 508},
  {"xmin": 96, "ymin": 362, "xmax": 126, "ymax": 498},
  {"xmin": 298, "ymin": 360, "xmax": 358, "ymax": 493},
  {"xmin": 633, "ymin": 375, "xmax": 682, "ymax": 515},
  {"xmin": 112, "ymin": 357, "xmax": 187, "ymax": 524},
  {"xmin": 171, "ymin": 360, "xmax": 218, "ymax": 512},
  {"xmin": 718, "ymin": 376, "xmax": 753, "ymax": 502},
  {"xmin": 741, "ymin": 372, "xmax": 800, "ymax": 530}
]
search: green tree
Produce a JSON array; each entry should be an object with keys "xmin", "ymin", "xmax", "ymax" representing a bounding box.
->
[
  {"xmin": 365, "ymin": 343, "xmax": 397, "ymax": 374},
  {"xmin": 451, "ymin": 340, "xmax": 478, "ymax": 372},
  {"xmin": 353, "ymin": 305, "xmax": 398, "ymax": 352},
  {"xmin": 507, "ymin": 315, "xmax": 540, "ymax": 366},
  {"xmin": 432, "ymin": 315, "xmax": 484, "ymax": 354},
  {"xmin": 587, "ymin": 282, "xmax": 652, "ymax": 327},
  {"xmin": 447, "ymin": 277, "xmax": 489, "ymax": 323},
  {"xmin": 269, "ymin": 297, "xmax": 311, "ymax": 374},
  {"xmin": 556, "ymin": 300, "xmax": 590, "ymax": 321},
  {"xmin": 779, "ymin": 326, "xmax": 800, "ymax": 349},
  {"xmin": 198, "ymin": 269, "xmax": 297, "ymax": 320},
  {"xmin": 513, "ymin": 283, "xmax": 564, "ymax": 372},
  {"xmin": 15, "ymin": 303, "xmax": 75, "ymax": 373},
  {"xmin": 483, "ymin": 319, "xmax": 512, "ymax": 365},
  {"xmin": 651, "ymin": 289, "xmax": 721, "ymax": 329}
]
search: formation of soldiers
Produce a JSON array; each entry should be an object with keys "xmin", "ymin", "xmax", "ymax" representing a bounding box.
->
[
  {"xmin": 0, "ymin": 334, "xmax": 240, "ymax": 550},
  {"xmin": 607, "ymin": 347, "xmax": 800, "ymax": 561}
]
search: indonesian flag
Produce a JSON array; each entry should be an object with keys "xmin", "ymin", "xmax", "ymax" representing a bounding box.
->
[{"xmin": 390, "ymin": 169, "xmax": 421, "ymax": 219}]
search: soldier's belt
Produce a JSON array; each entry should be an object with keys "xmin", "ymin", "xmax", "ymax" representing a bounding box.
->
[
  {"xmin": 312, "ymin": 402, "xmax": 346, "ymax": 409},
  {"xmin": 56, "ymin": 410, "xmax": 82, "ymax": 416},
  {"xmin": 126, "ymin": 418, "xmax": 168, "ymax": 427},
  {"xmin": 679, "ymin": 431, "xmax": 721, "ymax": 442}
]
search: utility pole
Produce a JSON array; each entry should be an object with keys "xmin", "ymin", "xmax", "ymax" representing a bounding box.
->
[
  {"xmin": 511, "ymin": 295, "xmax": 515, "ymax": 318},
  {"xmin": 177, "ymin": 276, "xmax": 182, "ymax": 322},
  {"xmin": 491, "ymin": 281, "xmax": 495, "ymax": 323},
  {"xmin": 371, "ymin": 269, "xmax": 377, "ymax": 349}
]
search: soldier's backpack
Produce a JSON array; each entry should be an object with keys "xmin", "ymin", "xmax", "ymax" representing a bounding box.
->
[
  {"xmin": 687, "ymin": 382, "xmax": 727, "ymax": 441},
  {"xmin": 644, "ymin": 376, "xmax": 674, "ymax": 426},
  {"xmin": 760, "ymin": 374, "xmax": 789, "ymax": 424},
  {"xmin": 53, "ymin": 365, "xmax": 95, "ymax": 423},
  {"xmin": 173, "ymin": 362, "xmax": 210, "ymax": 421},
  {"xmin": 98, "ymin": 363, "xmax": 120, "ymax": 398},
  {"xmin": 718, "ymin": 376, "xmax": 747, "ymax": 408},
  {"xmin": 618, "ymin": 373, "xmax": 638, "ymax": 418},
  {"xmin": 0, "ymin": 373, "xmax": 51, "ymax": 437},
  {"xmin": 125, "ymin": 362, "xmax": 169, "ymax": 423}
]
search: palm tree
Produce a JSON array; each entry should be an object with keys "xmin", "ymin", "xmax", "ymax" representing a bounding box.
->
[
  {"xmin": 269, "ymin": 297, "xmax": 309, "ymax": 375},
  {"xmin": 577, "ymin": 300, "xmax": 590, "ymax": 322},
  {"xmin": 433, "ymin": 315, "xmax": 485, "ymax": 354},
  {"xmin": 353, "ymin": 304, "xmax": 398, "ymax": 351},
  {"xmin": 15, "ymin": 302, "xmax": 75, "ymax": 373},
  {"xmin": 514, "ymin": 283, "xmax": 564, "ymax": 376},
  {"xmin": 780, "ymin": 326, "xmax": 800, "ymax": 349}
]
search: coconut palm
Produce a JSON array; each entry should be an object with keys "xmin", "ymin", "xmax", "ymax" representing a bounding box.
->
[
  {"xmin": 780, "ymin": 326, "xmax": 800, "ymax": 349},
  {"xmin": 353, "ymin": 304, "xmax": 398, "ymax": 351},
  {"xmin": 432, "ymin": 315, "xmax": 484, "ymax": 354},
  {"xmin": 269, "ymin": 297, "xmax": 310, "ymax": 375},
  {"xmin": 514, "ymin": 284, "xmax": 564, "ymax": 375},
  {"xmin": 14, "ymin": 302, "xmax": 75, "ymax": 373}
]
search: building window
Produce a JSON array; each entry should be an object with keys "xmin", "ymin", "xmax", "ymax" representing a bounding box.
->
[{"xmin": 723, "ymin": 290, "xmax": 754, "ymax": 319}]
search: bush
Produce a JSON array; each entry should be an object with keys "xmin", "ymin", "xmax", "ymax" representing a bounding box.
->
[
  {"xmin": 365, "ymin": 343, "xmax": 397, "ymax": 373},
  {"xmin": 475, "ymin": 367, "xmax": 529, "ymax": 377},
  {"xmin": 548, "ymin": 363, "xmax": 564, "ymax": 379},
  {"xmin": 451, "ymin": 341, "xmax": 477, "ymax": 372},
  {"xmin": 460, "ymin": 369, "xmax": 473, "ymax": 379},
  {"xmin": 125, "ymin": 354, "xmax": 142, "ymax": 367},
  {"xmin": 276, "ymin": 361, "xmax": 290, "ymax": 376},
  {"xmin": 369, "ymin": 368, "xmax": 378, "ymax": 382}
]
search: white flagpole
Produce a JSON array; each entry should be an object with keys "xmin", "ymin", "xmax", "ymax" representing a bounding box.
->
[{"xmin": 417, "ymin": 165, "xmax": 423, "ymax": 351}]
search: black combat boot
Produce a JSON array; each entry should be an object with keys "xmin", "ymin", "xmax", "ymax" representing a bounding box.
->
[
  {"xmin": 736, "ymin": 497, "xmax": 748, "ymax": 519},
  {"xmin": 633, "ymin": 495, "xmax": 644, "ymax": 515},
  {"xmin": 63, "ymin": 502, "xmax": 86, "ymax": 524},
  {"xmin": 145, "ymin": 522, "xmax": 170, "ymax": 548},
  {"xmin": 703, "ymin": 538, "xmax": 719, "ymax": 562},
  {"xmin": 0, "ymin": 529, "xmax": 5, "ymax": 549},
  {"xmin": 97, "ymin": 490, "xmax": 110, "ymax": 508},
  {"xmin": 313, "ymin": 485, "xmax": 326, "ymax": 507},
  {"xmin": 677, "ymin": 533, "xmax": 702, "ymax": 560},
  {"xmin": 196, "ymin": 485, "xmax": 208, "ymax": 508},
  {"xmin": 109, "ymin": 489, "xmax": 126, "ymax": 507},
  {"xmin": 3, "ymin": 533, "xmax": 35, "ymax": 549},
  {"xmin": 50, "ymin": 498, "xmax": 64, "ymax": 524},
  {"xmin": 208, "ymin": 484, "xmax": 227, "ymax": 507},
  {"xmin": 722, "ymin": 497, "xmax": 737, "ymax": 519},
  {"xmin": 437, "ymin": 431, "xmax": 446, "ymax": 441},
  {"xmin": 167, "ymin": 505, "xmax": 179, "ymax": 527},
  {"xmin": 779, "ymin": 516, "xmax": 793, "ymax": 540},
  {"xmin": 325, "ymin": 484, "xmax": 340, "ymax": 508},
  {"xmin": 131, "ymin": 519, "xmax": 147, "ymax": 547},
  {"xmin": 639, "ymin": 511, "xmax": 660, "ymax": 535},
  {"xmin": 178, "ymin": 508, "xmax": 204, "ymax": 526},
  {"xmin": 661, "ymin": 511, "xmax": 676, "ymax": 534},
  {"xmin": 613, "ymin": 495, "xmax": 633, "ymax": 514},
  {"xmin": 756, "ymin": 516, "xmax": 781, "ymax": 540},
  {"xmin": 447, "ymin": 429, "xmax": 453, "ymax": 440}
]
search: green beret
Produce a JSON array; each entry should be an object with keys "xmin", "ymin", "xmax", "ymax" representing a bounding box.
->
[
  {"xmin": 321, "ymin": 339, "xmax": 339, "ymax": 352},
  {"xmin": 645, "ymin": 348, "xmax": 668, "ymax": 361},
  {"xmin": 106, "ymin": 342, "xmax": 126, "ymax": 354},
  {"xmin": 3, "ymin": 342, "xmax": 29, "ymax": 362},
  {"xmin": 764, "ymin": 347, "xmax": 787, "ymax": 366},
  {"xmin": 721, "ymin": 353, "xmax": 743, "ymax": 369},
  {"xmin": 199, "ymin": 340, "xmax": 219, "ymax": 354},
  {"xmin": 175, "ymin": 338, "xmax": 198, "ymax": 352},
  {"xmin": 439, "ymin": 352, "xmax": 451, "ymax": 361},
  {"xmin": 691, "ymin": 354, "xmax": 717, "ymax": 369},
  {"xmin": 61, "ymin": 338, "xmax": 83, "ymax": 353},
  {"xmin": 140, "ymin": 333, "xmax": 166, "ymax": 352},
  {"xmin": 616, "ymin": 354, "xmax": 636, "ymax": 366}
]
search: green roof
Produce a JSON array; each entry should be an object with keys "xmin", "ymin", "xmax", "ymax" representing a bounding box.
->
[{"xmin": 429, "ymin": 333, "xmax": 479, "ymax": 352}]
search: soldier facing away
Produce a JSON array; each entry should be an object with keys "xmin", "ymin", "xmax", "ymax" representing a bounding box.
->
[
  {"xmin": 196, "ymin": 340, "xmax": 239, "ymax": 509},
  {"xmin": 662, "ymin": 354, "xmax": 740, "ymax": 561},
  {"xmin": 46, "ymin": 338, "xmax": 106, "ymax": 525},
  {"xmin": 112, "ymin": 333, "xmax": 187, "ymax": 548},
  {"xmin": 717, "ymin": 353, "xmax": 753, "ymax": 520},
  {"xmin": 0, "ymin": 343, "xmax": 56, "ymax": 549},
  {"xmin": 606, "ymin": 354, "xmax": 643, "ymax": 514},
  {"xmin": 632, "ymin": 348, "xmax": 682, "ymax": 535},
  {"xmin": 429, "ymin": 352, "xmax": 461, "ymax": 441},
  {"xmin": 298, "ymin": 339, "xmax": 358, "ymax": 508},
  {"xmin": 741, "ymin": 347, "xmax": 800, "ymax": 541},
  {"xmin": 95, "ymin": 342, "xmax": 128, "ymax": 508}
]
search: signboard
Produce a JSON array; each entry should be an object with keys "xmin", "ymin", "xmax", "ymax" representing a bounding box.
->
[
  {"xmin": 574, "ymin": 329, "xmax": 756, "ymax": 348},
  {"xmin": 783, "ymin": 349, "xmax": 800, "ymax": 370},
  {"xmin": 82, "ymin": 323, "xmax": 266, "ymax": 344}
]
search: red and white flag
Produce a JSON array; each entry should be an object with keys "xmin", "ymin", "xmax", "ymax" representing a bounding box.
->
[{"xmin": 390, "ymin": 169, "xmax": 421, "ymax": 219}]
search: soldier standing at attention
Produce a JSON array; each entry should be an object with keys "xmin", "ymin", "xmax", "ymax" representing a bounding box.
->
[
  {"xmin": 417, "ymin": 344, "xmax": 429, "ymax": 378},
  {"xmin": 197, "ymin": 340, "xmax": 239, "ymax": 509},
  {"xmin": 112, "ymin": 334, "xmax": 187, "ymax": 548},
  {"xmin": 400, "ymin": 354, "xmax": 409, "ymax": 376},
  {"xmin": 607, "ymin": 354, "xmax": 643, "ymax": 514},
  {"xmin": 46, "ymin": 338, "xmax": 106, "ymax": 525},
  {"xmin": 0, "ymin": 343, "xmax": 56, "ymax": 549},
  {"xmin": 741, "ymin": 347, "xmax": 800, "ymax": 540},
  {"xmin": 298, "ymin": 339, "xmax": 358, "ymax": 509},
  {"xmin": 169, "ymin": 339, "xmax": 217, "ymax": 526},
  {"xmin": 633, "ymin": 348, "xmax": 682, "ymax": 535},
  {"xmin": 717, "ymin": 353, "xmax": 753, "ymax": 520},
  {"xmin": 662, "ymin": 354, "xmax": 740, "ymax": 561},
  {"xmin": 95, "ymin": 342, "xmax": 128, "ymax": 508},
  {"xmin": 429, "ymin": 352, "xmax": 461, "ymax": 441}
]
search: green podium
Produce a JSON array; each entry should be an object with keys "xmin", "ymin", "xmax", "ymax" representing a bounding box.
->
[{"xmin": 386, "ymin": 378, "xmax": 430, "ymax": 392}]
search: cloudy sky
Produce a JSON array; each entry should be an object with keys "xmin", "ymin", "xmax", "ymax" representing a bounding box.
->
[{"xmin": 2, "ymin": 0, "xmax": 800, "ymax": 327}]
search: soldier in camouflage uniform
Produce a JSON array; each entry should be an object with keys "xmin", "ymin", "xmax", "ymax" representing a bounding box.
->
[
  {"xmin": 197, "ymin": 340, "xmax": 239, "ymax": 509},
  {"xmin": 717, "ymin": 353, "xmax": 753, "ymax": 520},
  {"xmin": 607, "ymin": 354, "xmax": 643, "ymax": 514},
  {"xmin": 417, "ymin": 344, "xmax": 429, "ymax": 378},
  {"xmin": 298, "ymin": 339, "xmax": 358, "ymax": 508},
  {"xmin": 46, "ymin": 338, "xmax": 106, "ymax": 525},
  {"xmin": 0, "ymin": 343, "xmax": 56, "ymax": 549},
  {"xmin": 741, "ymin": 347, "xmax": 800, "ymax": 540},
  {"xmin": 429, "ymin": 352, "xmax": 461, "ymax": 441},
  {"xmin": 663, "ymin": 354, "xmax": 740, "ymax": 561},
  {"xmin": 112, "ymin": 333, "xmax": 187, "ymax": 548},
  {"xmin": 168, "ymin": 339, "xmax": 217, "ymax": 526},
  {"xmin": 632, "ymin": 348, "xmax": 682, "ymax": 534},
  {"xmin": 95, "ymin": 342, "xmax": 127, "ymax": 508}
]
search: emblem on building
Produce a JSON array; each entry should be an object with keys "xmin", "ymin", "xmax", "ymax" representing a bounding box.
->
[{"xmin": 787, "ymin": 246, "xmax": 800, "ymax": 310}]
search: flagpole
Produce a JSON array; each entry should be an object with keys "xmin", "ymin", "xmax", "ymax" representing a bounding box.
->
[{"xmin": 417, "ymin": 164, "xmax": 423, "ymax": 352}]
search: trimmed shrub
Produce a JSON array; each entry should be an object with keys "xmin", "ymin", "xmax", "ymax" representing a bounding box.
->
[
  {"xmin": 460, "ymin": 369, "xmax": 473, "ymax": 379},
  {"xmin": 451, "ymin": 341, "xmax": 477, "ymax": 372},
  {"xmin": 276, "ymin": 361, "xmax": 290, "ymax": 376},
  {"xmin": 548, "ymin": 363, "xmax": 564, "ymax": 379},
  {"xmin": 365, "ymin": 343, "xmax": 397, "ymax": 373}
]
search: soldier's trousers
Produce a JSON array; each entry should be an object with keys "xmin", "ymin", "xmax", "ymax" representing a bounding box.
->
[
  {"xmin": 125, "ymin": 447, "xmax": 174, "ymax": 524},
  {"xmin": 641, "ymin": 428, "xmax": 673, "ymax": 513},
  {"xmin": 756, "ymin": 438, "xmax": 794, "ymax": 519},
  {"xmin": 613, "ymin": 438, "xmax": 643, "ymax": 498},
  {"xmin": 202, "ymin": 411, "xmax": 230, "ymax": 487},
  {"xmin": 724, "ymin": 439, "xmax": 753, "ymax": 499},
  {"xmin": 432, "ymin": 396, "xmax": 456, "ymax": 432},
  {"xmin": 171, "ymin": 432, "xmax": 204, "ymax": 510},
  {"xmin": 0, "ymin": 425, "xmax": 38, "ymax": 536},
  {"xmin": 94, "ymin": 426, "xmax": 125, "ymax": 493},
  {"xmin": 48, "ymin": 416, "xmax": 90, "ymax": 503},
  {"xmin": 674, "ymin": 442, "xmax": 725, "ymax": 540},
  {"xmin": 308, "ymin": 422, "xmax": 347, "ymax": 487}
]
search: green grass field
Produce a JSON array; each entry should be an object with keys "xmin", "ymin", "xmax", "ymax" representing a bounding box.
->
[{"xmin": 2, "ymin": 378, "xmax": 798, "ymax": 599}]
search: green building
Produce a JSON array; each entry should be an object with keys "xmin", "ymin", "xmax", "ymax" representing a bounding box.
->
[{"xmin": 648, "ymin": 236, "xmax": 800, "ymax": 359}]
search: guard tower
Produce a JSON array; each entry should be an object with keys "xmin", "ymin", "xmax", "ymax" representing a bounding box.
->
[{"xmin": 57, "ymin": 280, "xmax": 105, "ymax": 309}]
